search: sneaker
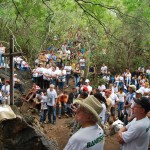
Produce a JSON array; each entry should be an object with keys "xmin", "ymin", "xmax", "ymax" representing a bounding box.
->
[
  {"xmin": 65, "ymin": 113, "xmax": 69, "ymax": 118},
  {"xmin": 44, "ymin": 121, "xmax": 47, "ymax": 124},
  {"xmin": 58, "ymin": 116, "xmax": 61, "ymax": 119}
]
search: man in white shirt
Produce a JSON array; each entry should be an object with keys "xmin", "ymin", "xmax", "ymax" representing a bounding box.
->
[
  {"xmin": 47, "ymin": 84, "xmax": 57, "ymax": 124},
  {"xmin": 64, "ymin": 95, "xmax": 104, "ymax": 150},
  {"xmin": 117, "ymin": 97, "xmax": 150, "ymax": 150}
]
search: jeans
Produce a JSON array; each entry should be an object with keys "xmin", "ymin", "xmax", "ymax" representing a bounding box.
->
[
  {"xmin": 67, "ymin": 104, "xmax": 73, "ymax": 116},
  {"xmin": 47, "ymin": 105, "xmax": 56, "ymax": 123},
  {"xmin": 58, "ymin": 102, "xmax": 67, "ymax": 117},
  {"xmin": 74, "ymin": 76, "xmax": 80, "ymax": 87},
  {"xmin": 0, "ymin": 54, "xmax": 4, "ymax": 66},
  {"xmin": 50, "ymin": 78, "xmax": 57, "ymax": 87},
  {"xmin": 105, "ymin": 114, "xmax": 110, "ymax": 123},
  {"xmin": 66, "ymin": 74, "xmax": 71, "ymax": 86},
  {"xmin": 40, "ymin": 109, "xmax": 48, "ymax": 123},
  {"xmin": 125, "ymin": 78, "xmax": 131, "ymax": 86},
  {"xmin": 118, "ymin": 102, "xmax": 124, "ymax": 119}
]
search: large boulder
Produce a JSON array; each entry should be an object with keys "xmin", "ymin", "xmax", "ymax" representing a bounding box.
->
[{"xmin": 0, "ymin": 107, "xmax": 58, "ymax": 150}]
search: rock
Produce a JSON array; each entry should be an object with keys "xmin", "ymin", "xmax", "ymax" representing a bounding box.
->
[{"xmin": 0, "ymin": 116, "xmax": 58, "ymax": 150}]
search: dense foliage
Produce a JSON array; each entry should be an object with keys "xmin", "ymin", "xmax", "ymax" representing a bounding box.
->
[{"xmin": 0, "ymin": 0, "xmax": 150, "ymax": 70}]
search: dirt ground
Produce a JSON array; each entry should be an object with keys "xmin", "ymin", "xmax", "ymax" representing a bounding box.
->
[{"xmin": 41, "ymin": 115, "xmax": 120, "ymax": 150}]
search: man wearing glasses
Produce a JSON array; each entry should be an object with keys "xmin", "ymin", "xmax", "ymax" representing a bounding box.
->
[
  {"xmin": 64, "ymin": 95, "xmax": 104, "ymax": 150},
  {"xmin": 117, "ymin": 97, "xmax": 150, "ymax": 150}
]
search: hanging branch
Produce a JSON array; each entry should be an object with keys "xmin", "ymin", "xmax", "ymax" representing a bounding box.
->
[
  {"xmin": 76, "ymin": 0, "xmax": 150, "ymax": 27},
  {"xmin": 12, "ymin": 0, "xmax": 34, "ymax": 34},
  {"xmin": 6, "ymin": 25, "xmax": 27, "ymax": 61},
  {"xmin": 42, "ymin": 0, "xmax": 54, "ymax": 15},
  {"xmin": 40, "ymin": 14, "xmax": 56, "ymax": 50}
]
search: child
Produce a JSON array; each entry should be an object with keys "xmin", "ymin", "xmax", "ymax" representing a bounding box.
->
[{"xmin": 40, "ymin": 90, "xmax": 48, "ymax": 124}]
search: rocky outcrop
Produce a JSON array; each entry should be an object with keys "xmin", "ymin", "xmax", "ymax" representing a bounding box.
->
[{"xmin": 0, "ymin": 107, "xmax": 58, "ymax": 150}]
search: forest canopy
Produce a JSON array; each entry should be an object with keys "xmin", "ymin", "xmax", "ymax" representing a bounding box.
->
[{"xmin": 0, "ymin": 0, "xmax": 150, "ymax": 70}]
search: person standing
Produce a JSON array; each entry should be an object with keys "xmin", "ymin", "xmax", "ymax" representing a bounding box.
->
[
  {"xmin": 64, "ymin": 95, "xmax": 104, "ymax": 150},
  {"xmin": 47, "ymin": 84, "xmax": 57, "ymax": 124},
  {"xmin": 67, "ymin": 87, "xmax": 78, "ymax": 117},
  {"xmin": 64, "ymin": 62, "xmax": 72, "ymax": 88},
  {"xmin": 0, "ymin": 43, "xmax": 6, "ymax": 67},
  {"xmin": 117, "ymin": 97, "xmax": 150, "ymax": 150},
  {"xmin": 40, "ymin": 90, "xmax": 48, "ymax": 124},
  {"xmin": 116, "ymin": 87, "xmax": 126, "ymax": 120},
  {"xmin": 73, "ymin": 63, "xmax": 81, "ymax": 87}
]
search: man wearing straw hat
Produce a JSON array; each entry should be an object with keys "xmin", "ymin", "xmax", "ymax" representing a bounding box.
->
[{"xmin": 64, "ymin": 95, "xmax": 104, "ymax": 150}]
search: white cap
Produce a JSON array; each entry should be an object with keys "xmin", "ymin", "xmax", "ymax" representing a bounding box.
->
[
  {"xmin": 136, "ymin": 90, "xmax": 143, "ymax": 95},
  {"xmin": 0, "ymin": 78, "xmax": 2, "ymax": 83},
  {"xmin": 85, "ymin": 79, "xmax": 90, "ymax": 83},
  {"xmin": 14, "ymin": 74, "xmax": 17, "ymax": 76}
]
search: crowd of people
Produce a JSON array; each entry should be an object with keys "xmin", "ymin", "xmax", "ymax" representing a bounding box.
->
[{"xmin": 0, "ymin": 31, "xmax": 150, "ymax": 149}]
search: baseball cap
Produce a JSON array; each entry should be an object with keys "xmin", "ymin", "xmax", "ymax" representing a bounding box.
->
[
  {"xmin": 104, "ymin": 89, "xmax": 112, "ymax": 95},
  {"xmin": 134, "ymin": 97, "xmax": 150, "ymax": 112},
  {"xmin": 83, "ymin": 86, "xmax": 89, "ymax": 92}
]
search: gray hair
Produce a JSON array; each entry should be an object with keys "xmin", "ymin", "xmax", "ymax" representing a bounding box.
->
[{"xmin": 50, "ymin": 84, "xmax": 55, "ymax": 88}]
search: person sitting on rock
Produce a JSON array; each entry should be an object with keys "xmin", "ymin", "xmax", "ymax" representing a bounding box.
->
[
  {"xmin": 23, "ymin": 83, "xmax": 40, "ymax": 102},
  {"xmin": 13, "ymin": 74, "xmax": 24, "ymax": 94}
]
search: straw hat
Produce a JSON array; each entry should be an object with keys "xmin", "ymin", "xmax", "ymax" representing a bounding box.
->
[
  {"xmin": 73, "ymin": 95, "xmax": 103, "ymax": 122},
  {"xmin": 129, "ymin": 85, "xmax": 136, "ymax": 91}
]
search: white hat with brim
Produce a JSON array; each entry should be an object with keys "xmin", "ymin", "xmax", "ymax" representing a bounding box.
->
[
  {"xmin": 129, "ymin": 85, "xmax": 136, "ymax": 91},
  {"xmin": 136, "ymin": 90, "xmax": 143, "ymax": 95},
  {"xmin": 73, "ymin": 95, "xmax": 103, "ymax": 123}
]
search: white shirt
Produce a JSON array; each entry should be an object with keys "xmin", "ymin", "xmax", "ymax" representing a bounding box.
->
[
  {"xmin": 98, "ymin": 85, "xmax": 106, "ymax": 92},
  {"xmin": 110, "ymin": 93, "xmax": 119, "ymax": 106},
  {"xmin": 87, "ymin": 85, "xmax": 92, "ymax": 94},
  {"xmin": 47, "ymin": 89, "xmax": 57, "ymax": 106},
  {"xmin": 64, "ymin": 124, "xmax": 104, "ymax": 150},
  {"xmin": 79, "ymin": 58, "xmax": 86, "ymax": 67},
  {"xmin": 99, "ymin": 103, "xmax": 106, "ymax": 125},
  {"xmin": 14, "ymin": 56, "xmax": 23, "ymax": 64},
  {"xmin": 41, "ymin": 95, "xmax": 48, "ymax": 109},
  {"xmin": 116, "ymin": 92, "xmax": 126, "ymax": 102},
  {"xmin": 146, "ymin": 69, "xmax": 150, "ymax": 75},
  {"xmin": 1, "ymin": 85, "xmax": 10, "ymax": 95},
  {"xmin": 122, "ymin": 117, "xmax": 150, "ymax": 150},
  {"xmin": 36, "ymin": 67, "xmax": 44, "ymax": 77},
  {"xmin": 139, "ymin": 87, "xmax": 150, "ymax": 95},
  {"xmin": 64, "ymin": 66, "xmax": 72, "ymax": 74},
  {"xmin": 101, "ymin": 66, "xmax": 107, "ymax": 74},
  {"xmin": 43, "ymin": 68, "xmax": 51, "ymax": 80}
]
